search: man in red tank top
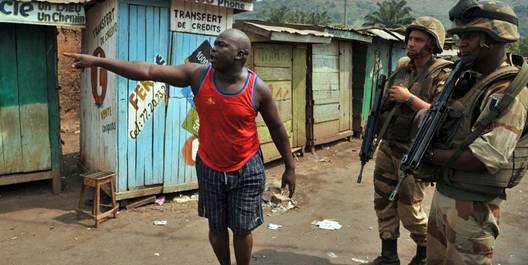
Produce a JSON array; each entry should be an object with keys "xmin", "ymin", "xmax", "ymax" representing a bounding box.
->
[{"xmin": 65, "ymin": 29, "xmax": 296, "ymax": 265}]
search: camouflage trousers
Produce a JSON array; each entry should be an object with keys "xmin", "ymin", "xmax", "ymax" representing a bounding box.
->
[
  {"xmin": 427, "ymin": 190, "xmax": 502, "ymax": 265},
  {"xmin": 373, "ymin": 142, "xmax": 429, "ymax": 246}
]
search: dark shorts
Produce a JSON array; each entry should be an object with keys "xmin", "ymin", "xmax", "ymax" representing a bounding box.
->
[{"xmin": 196, "ymin": 151, "xmax": 265, "ymax": 236}]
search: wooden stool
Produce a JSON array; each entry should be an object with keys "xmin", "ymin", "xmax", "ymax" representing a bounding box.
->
[{"xmin": 75, "ymin": 172, "xmax": 118, "ymax": 228}]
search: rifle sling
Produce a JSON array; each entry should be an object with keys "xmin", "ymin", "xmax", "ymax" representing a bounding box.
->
[
  {"xmin": 375, "ymin": 59, "xmax": 451, "ymax": 149},
  {"xmin": 444, "ymin": 59, "xmax": 528, "ymax": 169}
]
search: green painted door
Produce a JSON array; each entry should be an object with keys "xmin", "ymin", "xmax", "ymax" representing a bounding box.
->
[{"xmin": 0, "ymin": 24, "xmax": 53, "ymax": 175}]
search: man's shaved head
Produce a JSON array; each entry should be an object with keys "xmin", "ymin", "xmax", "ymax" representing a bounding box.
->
[
  {"xmin": 211, "ymin": 29, "xmax": 252, "ymax": 71},
  {"xmin": 220, "ymin": 28, "xmax": 251, "ymax": 54}
]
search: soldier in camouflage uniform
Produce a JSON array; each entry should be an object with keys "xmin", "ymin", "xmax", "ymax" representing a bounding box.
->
[
  {"xmin": 411, "ymin": 1, "xmax": 528, "ymax": 264},
  {"xmin": 367, "ymin": 17, "xmax": 452, "ymax": 265}
]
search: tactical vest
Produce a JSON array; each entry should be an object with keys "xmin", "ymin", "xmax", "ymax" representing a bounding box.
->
[
  {"xmin": 380, "ymin": 58, "xmax": 452, "ymax": 143},
  {"xmin": 433, "ymin": 57, "xmax": 528, "ymax": 197}
]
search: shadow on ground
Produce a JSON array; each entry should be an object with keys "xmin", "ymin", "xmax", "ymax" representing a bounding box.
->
[{"xmin": 251, "ymin": 249, "xmax": 347, "ymax": 265}]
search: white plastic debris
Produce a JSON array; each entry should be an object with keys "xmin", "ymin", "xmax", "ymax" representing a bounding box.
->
[
  {"xmin": 351, "ymin": 257, "xmax": 369, "ymax": 263},
  {"xmin": 267, "ymin": 223, "xmax": 282, "ymax": 230},
  {"xmin": 319, "ymin": 157, "xmax": 331, "ymax": 163},
  {"xmin": 173, "ymin": 195, "xmax": 191, "ymax": 203},
  {"xmin": 314, "ymin": 219, "xmax": 342, "ymax": 230},
  {"xmin": 153, "ymin": 220, "xmax": 167, "ymax": 226}
]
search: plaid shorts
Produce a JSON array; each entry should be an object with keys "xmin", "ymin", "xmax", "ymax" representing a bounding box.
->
[{"xmin": 196, "ymin": 151, "xmax": 265, "ymax": 236}]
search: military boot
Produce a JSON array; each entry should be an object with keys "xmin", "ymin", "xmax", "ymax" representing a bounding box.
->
[
  {"xmin": 366, "ymin": 239, "xmax": 400, "ymax": 265},
  {"xmin": 408, "ymin": 245, "xmax": 426, "ymax": 265}
]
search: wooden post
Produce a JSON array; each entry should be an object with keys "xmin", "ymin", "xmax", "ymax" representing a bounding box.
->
[{"xmin": 52, "ymin": 170, "xmax": 61, "ymax": 194}]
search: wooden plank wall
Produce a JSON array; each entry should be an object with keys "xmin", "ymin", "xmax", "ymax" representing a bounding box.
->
[
  {"xmin": 292, "ymin": 45, "xmax": 307, "ymax": 149},
  {"xmin": 0, "ymin": 24, "xmax": 22, "ymax": 174},
  {"xmin": 338, "ymin": 41, "xmax": 352, "ymax": 133},
  {"xmin": 116, "ymin": 0, "xmax": 170, "ymax": 192},
  {"xmin": 82, "ymin": 0, "xmax": 119, "ymax": 187},
  {"xmin": 0, "ymin": 24, "xmax": 53, "ymax": 175},
  {"xmin": 252, "ymin": 43, "xmax": 294, "ymax": 162},
  {"xmin": 312, "ymin": 42, "xmax": 340, "ymax": 145},
  {"xmin": 164, "ymin": 32, "xmax": 216, "ymax": 191}
]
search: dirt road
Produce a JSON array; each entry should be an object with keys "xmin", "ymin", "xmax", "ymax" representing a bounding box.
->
[{"xmin": 1, "ymin": 138, "xmax": 527, "ymax": 265}]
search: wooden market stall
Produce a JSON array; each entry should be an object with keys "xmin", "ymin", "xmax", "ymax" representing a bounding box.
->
[
  {"xmin": 307, "ymin": 26, "xmax": 372, "ymax": 147},
  {"xmin": 0, "ymin": 0, "xmax": 87, "ymax": 193},
  {"xmin": 81, "ymin": 0, "xmax": 255, "ymax": 200},
  {"xmin": 234, "ymin": 20, "xmax": 332, "ymax": 161}
]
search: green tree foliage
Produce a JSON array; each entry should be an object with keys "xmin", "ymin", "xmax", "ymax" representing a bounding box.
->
[
  {"xmin": 521, "ymin": 38, "xmax": 528, "ymax": 57},
  {"xmin": 265, "ymin": 5, "xmax": 291, "ymax": 23},
  {"xmin": 235, "ymin": 0, "xmax": 524, "ymax": 38},
  {"xmin": 507, "ymin": 37, "xmax": 528, "ymax": 57},
  {"xmin": 289, "ymin": 10, "xmax": 334, "ymax": 25},
  {"xmin": 362, "ymin": 0, "xmax": 415, "ymax": 28},
  {"xmin": 262, "ymin": 5, "xmax": 334, "ymax": 25}
]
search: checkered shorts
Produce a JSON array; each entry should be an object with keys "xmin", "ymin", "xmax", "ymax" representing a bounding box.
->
[{"xmin": 195, "ymin": 151, "xmax": 265, "ymax": 236}]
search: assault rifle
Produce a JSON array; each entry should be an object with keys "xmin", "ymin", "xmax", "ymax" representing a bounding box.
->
[
  {"xmin": 388, "ymin": 60, "xmax": 465, "ymax": 201},
  {"xmin": 357, "ymin": 74, "xmax": 387, "ymax": 183}
]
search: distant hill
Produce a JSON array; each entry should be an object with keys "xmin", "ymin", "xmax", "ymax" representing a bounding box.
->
[{"xmin": 236, "ymin": 0, "xmax": 527, "ymax": 38}]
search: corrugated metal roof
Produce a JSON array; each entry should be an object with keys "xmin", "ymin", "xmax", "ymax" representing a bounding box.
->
[
  {"xmin": 323, "ymin": 26, "xmax": 373, "ymax": 43},
  {"xmin": 367, "ymin": 28, "xmax": 400, "ymax": 41},
  {"xmin": 389, "ymin": 31, "xmax": 405, "ymax": 41},
  {"xmin": 243, "ymin": 21, "xmax": 332, "ymax": 38}
]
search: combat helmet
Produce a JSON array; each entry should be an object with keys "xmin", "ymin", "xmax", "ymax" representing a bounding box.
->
[
  {"xmin": 448, "ymin": 0, "xmax": 519, "ymax": 43},
  {"xmin": 406, "ymin": 16, "xmax": 446, "ymax": 54}
]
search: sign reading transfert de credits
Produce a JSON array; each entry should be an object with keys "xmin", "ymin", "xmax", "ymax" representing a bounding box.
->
[
  {"xmin": 0, "ymin": 1, "xmax": 85, "ymax": 27},
  {"xmin": 171, "ymin": 0, "xmax": 234, "ymax": 35}
]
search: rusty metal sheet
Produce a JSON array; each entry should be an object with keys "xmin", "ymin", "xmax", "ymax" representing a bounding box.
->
[{"xmin": 245, "ymin": 21, "xmax": 332, "ymax": 38}]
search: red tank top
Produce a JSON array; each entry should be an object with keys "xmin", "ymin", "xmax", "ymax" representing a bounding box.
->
[{"xmin": 195, "ymin": 66, "xmax": 260, "ymax": 172}]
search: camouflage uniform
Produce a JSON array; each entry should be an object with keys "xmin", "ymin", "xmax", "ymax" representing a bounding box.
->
[
  {"xmin": 426, "ymin": 58, "xmax": 528, "ymax": 265},
  {"xmin": 427, "ymin": 190, "xmax": 502, "ymax": 265},
  {"xmin": 374, "ymin": 60, "xmax": 449, "ymax": 245},
  {"xmin": 369, "ymin": 17, "xmax": 451, "ymax": 265},
  {"xmin": 421, "ymin": 1, "xmax": 528, "ymax": 264}
]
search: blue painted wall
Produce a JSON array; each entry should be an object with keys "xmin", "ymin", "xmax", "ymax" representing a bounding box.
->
[
  {"xmin": 115, "ymin": 0, "xmax": 216, "ymax": 194},
  {"xmin": 164, "ymin": 33, "xmax": 216, "ymax": 189},
  {"xmin": 117, "ymin": 0, "xmax": 170, "ymax": 192}
]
